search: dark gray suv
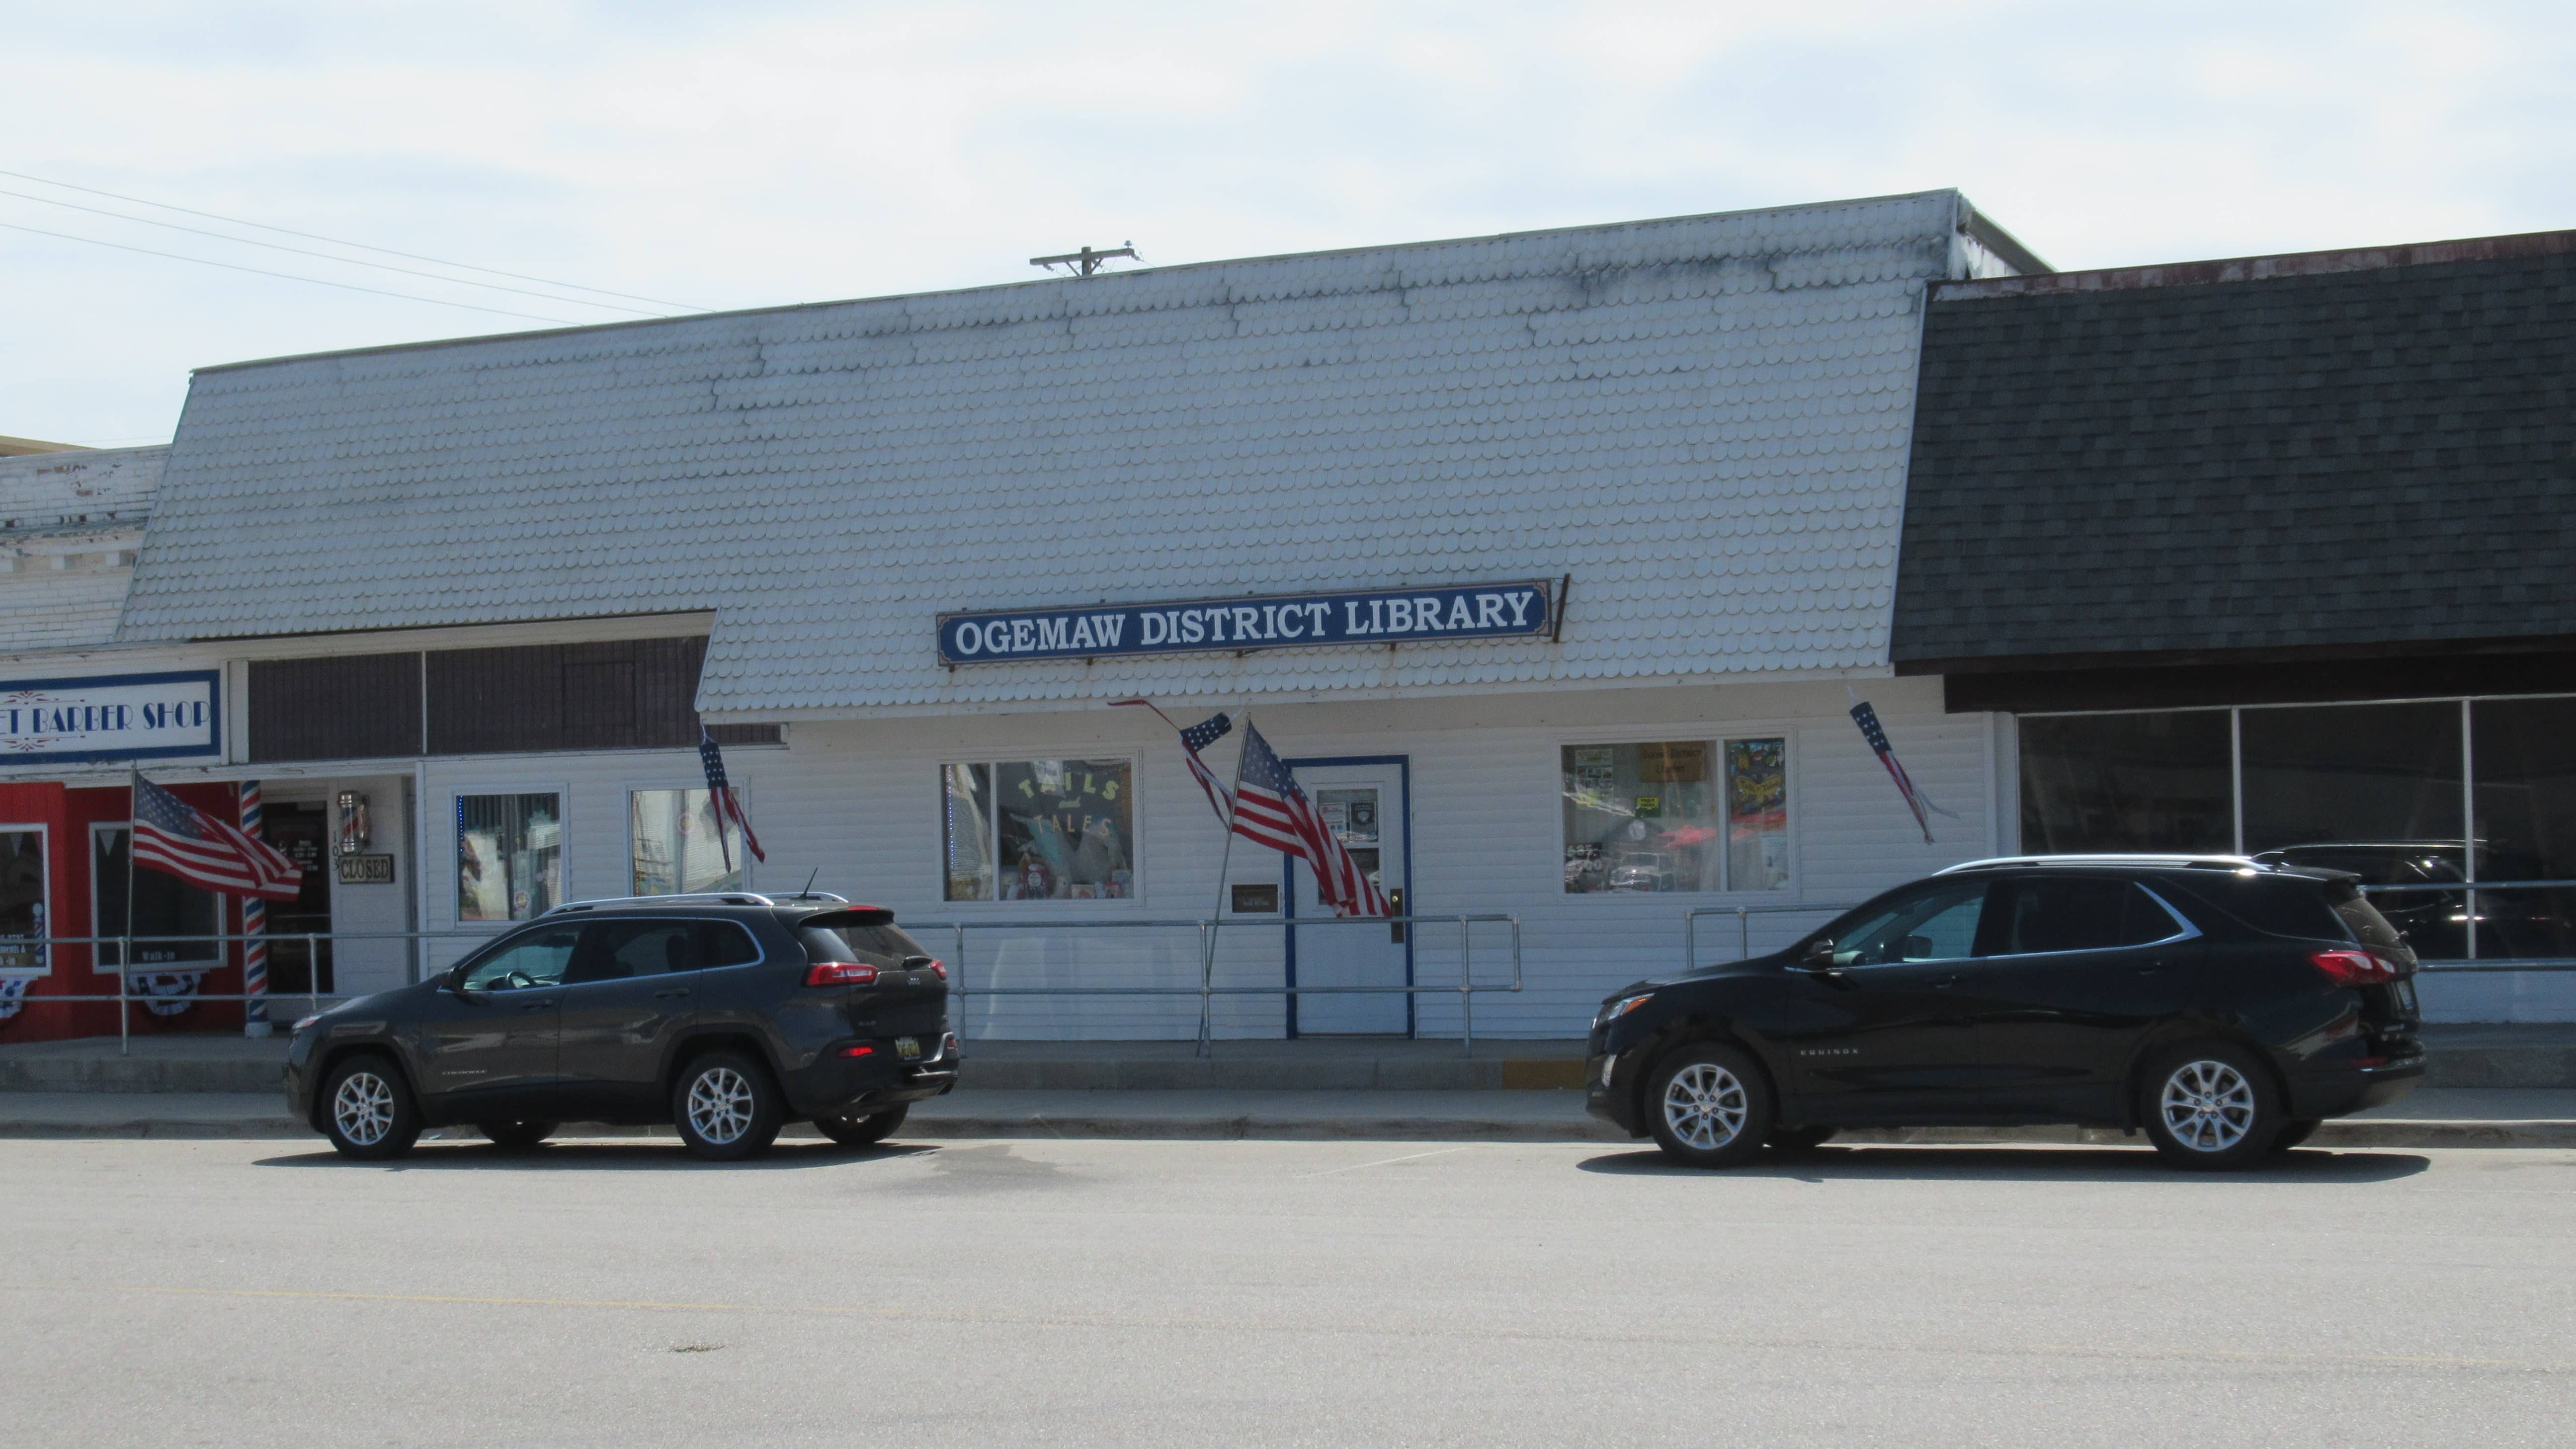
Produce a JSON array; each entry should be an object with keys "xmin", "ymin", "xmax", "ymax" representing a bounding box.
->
[{"xmin": 285, "ymin": 893, "xmax": 958, "ymax": 1160}]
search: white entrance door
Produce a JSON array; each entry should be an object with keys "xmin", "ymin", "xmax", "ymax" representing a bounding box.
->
[{"xmin": 1288, "ymin": 761, "xmax": 1409, "ymax": 1036}]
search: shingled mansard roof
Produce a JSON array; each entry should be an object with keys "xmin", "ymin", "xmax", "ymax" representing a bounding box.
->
[
  {"xmin": 1895, "ymin": 231, "xmax": 2576, "ymax": 671},
  {"xmin": 120, "ymin": 190, "xmax": 2023, "ymax": 716}
]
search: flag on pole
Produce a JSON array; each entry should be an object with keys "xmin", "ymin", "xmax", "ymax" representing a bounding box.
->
[
  {"xmin": 1849, "ymin": 700, "xmax": 1937, "ymax": 844},
  {"xmin": 132, "ymin": 776, "xmax": 300, "ymax": 899},
  {"xmin": 1230, "ymin": 723, "xmax": 1392, "ymax": 918},
  {"xmin": 698, "ymin": 730, "xmax": 766, "ymax": 868},
  {"xmin": 1112, "ymin": 699, "xmax": 1235, "ymax": 826}
]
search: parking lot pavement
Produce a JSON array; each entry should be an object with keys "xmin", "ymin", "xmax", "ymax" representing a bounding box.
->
[{"xmin": 3, "ymin": 1138, "xmax": 2573, "ymax": 1449}]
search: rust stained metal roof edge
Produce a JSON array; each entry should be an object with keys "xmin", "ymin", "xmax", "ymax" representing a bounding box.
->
[{"xmin": 1930, "ymin": 226, "xmax": 2576, "ymax": 302}]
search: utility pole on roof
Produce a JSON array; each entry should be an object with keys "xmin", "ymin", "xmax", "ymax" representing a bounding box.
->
[{"xmin": 1029, "ymin": 242, "xmax": 1139, "ymax": 278}]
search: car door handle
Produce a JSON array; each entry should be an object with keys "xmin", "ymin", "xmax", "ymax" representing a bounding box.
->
[
  {"xmin": 653, "ymin": 989, "xmax": 691, "ymax": 1001},
  {"xmin": 520, "ymin": 1001, "xmax": 553, "ymax": 1011},
  {"xmin": 1930, "ymin": 974, "xmax": 1961, "ymax": 989}
]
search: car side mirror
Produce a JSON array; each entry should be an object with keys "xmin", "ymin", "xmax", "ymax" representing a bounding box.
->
[
  {"xmin": 1791, "ymin": 938, "xmax": 1837, "ymax": 973},
  {"xmin": 443, "ymin": 965, "xmax": 470, "ymax": 994}
]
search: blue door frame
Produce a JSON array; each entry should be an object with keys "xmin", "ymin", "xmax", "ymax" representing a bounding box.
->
[{"xmin": 1280, "ymin": 754, "xmax": 1413, "ymax": 1039}]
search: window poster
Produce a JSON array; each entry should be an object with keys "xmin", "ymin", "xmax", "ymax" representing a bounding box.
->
[
  {"xmin": 946, "ymin": 759, "xmax": 1135, "ymax": 901},
  {"xmin": 0, "ymin": 829, "xmax": 42, "ymax": 973}
]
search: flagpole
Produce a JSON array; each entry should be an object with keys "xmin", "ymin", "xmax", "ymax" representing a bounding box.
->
[{"xmin": 1194, "ymin": 710, "xmax": 1252, "ymax": 1060}]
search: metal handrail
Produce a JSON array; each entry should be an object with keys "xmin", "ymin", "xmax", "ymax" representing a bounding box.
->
[
  {"xmin": 1681, "ymin": 902, "xmax": 1857, "ymax": 971},
  {"xmin": 0, "ymin": 916, "xmax": 1524, "ymax": 1060},
  {"xmin": 905, "ymin": 913, "xmax": 1522, "ymax": 1058}
]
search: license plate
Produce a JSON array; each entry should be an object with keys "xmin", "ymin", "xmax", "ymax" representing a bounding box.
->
[
  {"xmin": 2392, "ymin": 979, "xmax": 2418, "ymax": 1016},
  {"xmin": 896, "ymin": 1036, "xmax": 921, "ymax": 1060}
]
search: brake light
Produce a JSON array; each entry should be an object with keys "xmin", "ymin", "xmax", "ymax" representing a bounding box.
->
[
  {"xmin": 837, "ymin": 1044, "xmax": 875, "ymax": 1058},
  {"xmin": 804, "ymin": 961, "xmax": 878, "ymax": 987},
  {"xmin": 927, "ymin": 959, "xmax": 948, "ymax": 981},
  {"xmin": 2309, "ymin": 949, "xmax": 2397, "ymax": 986}
]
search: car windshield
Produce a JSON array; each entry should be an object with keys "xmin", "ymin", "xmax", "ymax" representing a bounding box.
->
[{"xmin": 800, "ymin": 921, "xmax": 930, "ymax": 966}]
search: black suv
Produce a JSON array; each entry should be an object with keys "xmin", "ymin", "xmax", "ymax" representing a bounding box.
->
[
  {"xmin": 286, "ymin": 893, "xmax": 958, "ymax": 1161},
  {"xmin": 1586, "ymin": 856, "xmax": 2425, "ymax": 1171}
]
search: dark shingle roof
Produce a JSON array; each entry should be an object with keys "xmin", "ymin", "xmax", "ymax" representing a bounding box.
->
[{"xmin": 1891, "ymin": 240, "xmax": 2576, "ymax": 669}]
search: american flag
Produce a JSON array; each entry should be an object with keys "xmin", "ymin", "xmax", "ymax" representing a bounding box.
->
[
  {"xmin": 132, "ymin": 776, "xmax": 300, "ymax": 900},
  {"xmin": 1231, "ymin": 723, "xmax": 1391, "ymax": 918},
  {"xmin": 699, "ymin": 731, "xmax": 767, "ymax": 868},
  {"xmin": 1112, "ymin": 699, "xmax": 1235, "ymax": 826},
  {"xmin": 1850, "ymin": 700, "xmax": 1935, "ymax": 844}
]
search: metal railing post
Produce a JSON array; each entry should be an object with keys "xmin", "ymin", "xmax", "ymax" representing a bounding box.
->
[
  {"xmin": 117, "ymin": 929, "xmax": 131, "ymax": 1057},
  {"xmin": 952, "ymin": 923, "xmax": 967, "ymax": 1040},
  {"xmin": 1459, "ymin": 916, "xmax": 1474, "ymax": 1058},
  {"xmin": 1196, "ymin": 919, "xmax": 1213, "ymax": 1059},
  {"xmin": 307, "ymin": 933, "xmax": 322, "ymax": 1020},
  {"xmin": 1738, "ymin": 906, "xmax": 1750, "ymax": 962}
]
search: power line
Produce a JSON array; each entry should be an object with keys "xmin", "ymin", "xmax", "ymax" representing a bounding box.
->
[
  {"xmin": 0, "ymin": 184, "xmax": 665, "ymax": 317},
  {"xmin": 0, "ymin": 219, "xmax": 586, "ymax": 325},
  {"xmin": 0, "ymin": 166, "xmax": 706, "ymax": 312}
]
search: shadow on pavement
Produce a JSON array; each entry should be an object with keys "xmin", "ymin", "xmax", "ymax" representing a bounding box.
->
[
  {"xmin": 1575, "ymin": 1144, "xmax": 2432, "ymax": 1184},
  {"xmin": 251, "ymin": 1140, "xmax": 940, "ymax": 1171}
]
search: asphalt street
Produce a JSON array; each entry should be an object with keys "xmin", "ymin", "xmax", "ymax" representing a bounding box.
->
[{"xmin": 3, "ymin": 1136, "xmax": 2571, "ymax": 1448}]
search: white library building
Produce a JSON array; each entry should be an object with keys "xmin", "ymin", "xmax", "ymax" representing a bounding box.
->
[{"xmin": 0, "ymin": 191, "xmax": 2042, "ymax": 1042}]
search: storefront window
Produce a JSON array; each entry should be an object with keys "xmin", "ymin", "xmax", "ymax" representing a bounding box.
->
[
  {"xmin": 1563, "ymin": 739, "xmax": 1788, "ymax": 893},
  {"xmin": 629, "ymin": 789, "xmax": 744, "ymax": 896},
  {"xmin": 1, "ymin": 828, "xmax": 45, "ymax": 973},
  {"xmin": 942, "ymin": 759, "xmax": 1134, "ymax": 901},
  {"xmin": 91, "ymin": 825, "xmax": 221, "ymax": 969},
  {"xmin": 2473, "ymin": 698, "xmax": 2576, "ymax": 960},
  {"xmin": 2019, "ymin": 695, "xmax": 2576, "ymax": 961},
  {"xmin": 2018, "ymin": 712, "xmax": 2232, "ymax": 854},
  {"xmin": 457, "ymin": 793, "xmax": 562, "ymax": 922}
]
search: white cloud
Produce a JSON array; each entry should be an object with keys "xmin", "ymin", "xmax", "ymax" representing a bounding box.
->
[{"xmin": 5, "ymin": 0, "xmax": 2571, "ymax": 444}]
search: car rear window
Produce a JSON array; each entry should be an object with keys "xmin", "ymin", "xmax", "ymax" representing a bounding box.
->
[
  {"xmin": 799, "ymin": 923, "xmax": 931, "ymax": 966},
  {"xmin": 2325, "ymin": 883, "xmax": 2409, "ymax": 953},
  {"xmin": 2165, "ymin": 874, "xmax": 2350, "ymax": 941}
]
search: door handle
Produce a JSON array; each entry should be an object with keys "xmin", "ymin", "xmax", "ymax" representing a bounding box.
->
[
  {"xmin": 654, "ymin": 989, "xmax": 691, "ymax": 1000},
  {"xmin": 520, "ymin": 1001, "xmax": 553, "ymax": 1011},
  {"xmin": 1931, "ymin": 974, "xmax": 1961, "ymax": 989}
]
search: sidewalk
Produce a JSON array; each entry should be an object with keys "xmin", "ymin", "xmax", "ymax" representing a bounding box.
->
[{"xmin": 3, "ymin": 1087, "xmax": 2571, "ymax": 1147}]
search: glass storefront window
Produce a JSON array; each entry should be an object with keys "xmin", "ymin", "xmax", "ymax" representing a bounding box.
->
[
  {"xmin": 2473, "ymin": 698, "xmax": 2576, "ymax": 960},
  {"xmin": 1563, "ymin": 739, "xmax": 1789, "ymax": 893},
  {"xmin": 91, "ymin": 825, "xmax": 221, "ymax": 969},
  {"xmin": 457, "ymin": 793, "xmax": 562, "ymax": 922},
  {"xmin": 1, "ymin": 828, "xmax": 45, "ymax": 973},
  {"xmin": 941, "ymin": 759, "xmax": 1133, "ymax": 901},
  {"xmin": 2018, "ymin": 711, "xmax": 2232, "ymax": 854},
  {"xmin": 2020, "ymin": 695, "xmax": 2576, "ymax": 961},
  {"xmin": 629, "ymin": 789, "xmax": 744, "ymax": 896}
]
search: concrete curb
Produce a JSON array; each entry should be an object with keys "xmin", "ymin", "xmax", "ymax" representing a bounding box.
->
[{"xmin": 3, "ymin": 1112, "xmax": 2572, "ymax": 1148}]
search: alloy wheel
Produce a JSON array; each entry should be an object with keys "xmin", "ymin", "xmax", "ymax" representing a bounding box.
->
[
  {"xmin": 1661, "ymin": 1062, "xmax": 1749, "ymax": 1152},
  {"xmin": 685, "ymin": 1066, "xmax": 755, "ymax": 1145},
  {"xmin": 332, "ymin": 1071, "xmax": 396, "ymax": 1147},
  {"xmin": 2159, "ymin": 1058, "xmax": 2257, "ymax": 1153}
]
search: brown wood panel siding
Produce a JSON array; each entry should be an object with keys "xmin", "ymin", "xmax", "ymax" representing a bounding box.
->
[
  {"xmin": 706, "ymin": 724, "xmax": 783, "ymax": 746},
  {"xmin": 248, "ymin": 653, "xmax": 423, "ymax": 762},
  {"xmin": 426, "ymin": 637, "xmax": 712, "ymax": 755}
]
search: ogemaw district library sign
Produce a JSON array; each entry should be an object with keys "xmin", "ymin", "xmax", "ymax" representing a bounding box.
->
[
  {"xmin": 0, "ymin": 670, "xmax": 222, "ymax": 762},
  {"xmin": 938, "ymin": 580, "xmax": 1560, "ymax": 664}
]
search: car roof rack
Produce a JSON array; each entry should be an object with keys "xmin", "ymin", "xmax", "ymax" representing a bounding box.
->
[
  {"xmin": 1937, "ymin": 854, "xmax": 2266, "ymax": 875},
  {"xmin": 544, "ymin": 892, "xmax": 784, "ymax": 913}
]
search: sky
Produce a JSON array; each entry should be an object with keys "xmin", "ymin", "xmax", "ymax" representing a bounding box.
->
[{"xmin": 7, "ymin": 0, "xmax": 2573, "ymax": 447}]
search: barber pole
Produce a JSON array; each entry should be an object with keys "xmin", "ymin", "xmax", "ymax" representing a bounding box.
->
[{"xmin": 240, "ymin": 781, "xmax": 270, "ymax": 1037}]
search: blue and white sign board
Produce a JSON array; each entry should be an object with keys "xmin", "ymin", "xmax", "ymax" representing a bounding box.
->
[
  {"xmin": 939, "ymin": 580, "xmax": 1558, "ymax": 665},
  {"xmin": 0, "ymin": 670, "xmax": 222, "ymax": 762}
]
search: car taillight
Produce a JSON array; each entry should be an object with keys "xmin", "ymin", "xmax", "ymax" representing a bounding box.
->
[
  {"xmin": 927, "ymin": 959, "xmax": 947, "ymax": 981},
  {"xmin": 2309, "ymin": 949, "xmax": 2397, "ymax": 986},
  {"xmin": 804, "ymin": 961, "xmax": 878, "ymax": 987}
]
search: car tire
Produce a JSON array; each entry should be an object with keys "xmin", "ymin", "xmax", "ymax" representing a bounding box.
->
[
  {"xmin": 2270, "ymin": 1118, "xmax": 2322, "ymax": 1153},
  {"xmin": 1645, "ymin": 1043, "xmax": 1773, "ymax": 1169},
  {"xmin": 477, "ymin": 1120, "xmax": 558, "ymax": 1150},
  {"xmin": 2140, "ymin": 1043, "xmax": 2282, "ymax": 1172},
  {"xmin": 1767, "ymin": 1125, "xmax": 1837, "ymax": 1153},
  {"xmin": 321, "ymin": 1053, "xmax": 421, "ymax": 1161},
  {"xmin": 814, "ymin": 1105, "xmax": 909, "ymax": 1148},
  {"xmin": 671, "ymin": 1051, "xmax": 783, "ymax": 1161}
]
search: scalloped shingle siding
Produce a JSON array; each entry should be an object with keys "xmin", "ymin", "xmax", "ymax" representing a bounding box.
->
[{"xmin": 121, "ymin": 192, "xmax": 1979, "ymax": 713}]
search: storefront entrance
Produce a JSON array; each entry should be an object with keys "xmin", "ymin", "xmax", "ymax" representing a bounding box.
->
[{"xmin": 1285, "ymin": 758, "xmax": 1411, "ymax": 1037}]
